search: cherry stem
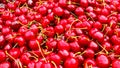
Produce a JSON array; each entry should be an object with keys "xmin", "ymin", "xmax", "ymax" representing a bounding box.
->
[
  {"xmin": 51, "ymin": 61, "xmax": 57, "ymax": 68},
  {"xmin": 12, "ymin": 43, "xmax": 18, "ymax": 48},
  {"xmin": 5, "ymin": 51, "xmax": 22, "ymax": 68},
  {"xmin": 102, "ymin": 24, "xmax": 107, "ymax": 32},
  {"xmin": 107, "ymin": 12, "xmax": 118, "ymax": 17},
  {"xmin": 96, "ymin": 41, "xmax": 109, "ymax": 54},
  {"xmin": 29, "ymin": 51, "xmax": 39, "ymax": 58},
  {"xmin": 36, "ymin": 40, "xmax": 47, "ymax": 63},
  {"xmin": 29, "ymin": 56, "xmax": 38, "ymax": 62},
  {"xmin": 85, "ymin": 12, "xmax": 95, "ymax": 22}
]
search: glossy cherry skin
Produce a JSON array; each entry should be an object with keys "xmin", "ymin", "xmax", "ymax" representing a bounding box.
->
[
  {"xmin": 20, "ymin": 53, "xmax": 31, "ymax": 65},
  {"xmin": 75, "ymin": 7, "xmax": 84, "ymax": 16},
  {"xmin": 53, "ymin": 7, "xmax": 64, "ymax": 16},
  {"xmin": 84, "ymin": 59, "xmax": 96, "ymax": 67},
  {"xmin": 41, "ymin": 62, "xmax": 54, "ymax": 68},
  {"xmin": 58, "ymin": 50, "xmax": 69, "ymax": 61},
  {"xmin": 57, "ymin": 40, "xmax": 70, "ymax": 51},
  {"xmin": 29, "ymin": 39, "xmax": 39, "ymax": 50},
  {"xmin": 27, "ymin": 61, "xmax": 35, "ymax": 68},
  {"xmin": 35, "ymin": 60, "xmax": 43, "ymax": 68},
  {"xmin": 93, "ymin": 31, "xmax": 104, "ymax": 43},
  {"xmin": 55, "ymin": 24, "xmax": 64, "ymax": 34},
  {"xmin": 96, "ymin": 54, "xmax": 110, "ymax": 68},
  {"xmin": 80, "ymin": 0, "xmax": 88, "ymax": 8},
  {"xmin": 49, "ymin": 53, "xmax": 61, "ymax": 65},
  {"xmin": 46, "ymin": 39, "xmax": 57, "ymax": 50},
  {"xmin": 112, "ymin": 59, "xmax": 120, "ymax": 68},
  {"xmin": 24, "ymin": 30, "xmax": 35, "ymax": 41},
  {"xmin": 2, "ymin": 26, "xmax": 11, "ymax": 35},
  {"xmin": 38, "ymin": 6, "xmax": 47, "ymax": 16},
  {"xmin": 14, "ymin": 36, "xmax": 25, "ymax": 47},
  {"xmin": 98, "ymin": 15, "xmax": 108, "ymax": 24},
  {"xmin": 88, "ymin": 41, "xmax": 99, "ymax": 52},
  {"xmin": 0, "ymin": 50, "xmax": 6, "ymax": 62},
  {"xmin": 83, "ymin": 48, "xmax": 95, "ymax": 58},
  {"xmin": 0, "ymin": 62, "xmax": 11, "ymax": 68},
  {"xmin": 0, "ymin": 35, "xmax": 5, "ymax": 46},
  {"xmin": 9, "ymin": 48, "xmax": 21, "ymax": 59},
  {"xmin": 69, "ymin": 41, "xmax": 80, "ymax": 52},
  {"xmin": 64, "ymin": 57, "xmax": 79, "ymax": 68}
]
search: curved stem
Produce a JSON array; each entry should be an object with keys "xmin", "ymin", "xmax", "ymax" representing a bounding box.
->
[
  {"xmin": 51, "ymin": 61, "xmax": 57, "ymax": 68},
  {"xmin": 5, "ymin": 51, "xmax": 22, "ymax": 68},
  {"xmin": 36, "ymin": 40, "xmax": 47, "ymax": 63}
]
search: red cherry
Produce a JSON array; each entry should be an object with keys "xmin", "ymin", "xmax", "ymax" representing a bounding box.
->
[
  {"xmin": 112, "ymin": 59, "xmax": 120, "ymax": 68},
  {"xmin": 53, "ymin": 7, "xmax": 64, "ymax": 16},
  {"xmin": 96, "ymin": 54, "xmax": 110, "ymax": 68},
  {"xmin": 24, "ymin": 30, "xmax": 35, "ymax": 40},
  {"xmin": 0, "ymin": 50, "xmax": 6, "ymax": 62},
  {"xmin": 57, "ymin": 40, "xmax": 70, "ymax": 51},
  {"xmin": 64, "ymin": 57, "xmax": 79, "ymax": 68},
  {"xmin": 41, "ymin": 62, "xmax": 54, "ymax": 68},
  {"xmin": 14, "ymin": 36, "xmax": 25, "ymax": 47},
  {"xmin": 29, "ymin": 39, "xmax": 39, "ymax": 50},
  {"xmin": 9, "ymin": 48, "xmax": 21, "ymax": 59}
]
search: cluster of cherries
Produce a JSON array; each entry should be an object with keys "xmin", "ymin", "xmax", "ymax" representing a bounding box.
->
[{"xmin": 1, "ymin": 0, "xmax": 120, "ymax": 68}]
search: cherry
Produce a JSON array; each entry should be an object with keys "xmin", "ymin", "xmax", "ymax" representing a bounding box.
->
[
  {"xmin": 78, "ymin": 35, "xmax": 90, "ymax": 46},
  {"xmin": 15, "ymin": 8, "xmax": 22, "ymax": 16},
  {"xmin": 84, "ymin": 59, "xmax": 96, "ymax": 67},
  {"xmin": 4, "ymin": 43, "xmax": 12, "ymax": 51},
  {"xmin": 98, "ymin": 15, "xmax": 108, "ymax": 24},
  {"xmin": 96, "ymin": 54, "xmax": 110, "ymax": 68},
  {"xmin": 92, "ymin": 31, "xmax": 104, "ymax": 43},
  {"xmin": 0, "ymin": 50, "xmax": 6, "ymax": 62},
  {"xmin": 64, "ymin": 57, "xmax": 79, "ymax": 68},
  {"xmin": 29, "ymin": 39, "xmax": 39, "ymax": 50},
  {"xmin": 69, "ymin": 41, "xmax": 80, "ymax": 52},
  {"xmin": 111, "ymin": 35, "xmax": 120, "ymax": 45},
  {"xmin": 49, "ymin": 53, "xmax": 61, "ymax": 65},
  {"xmin": 20, "ymin": 53, "xmax": 31, "ymax": 65},
  {"xmin": 58, "ymin": 49, "xmax": 69, "ymax": 61},
  {"xmin": 67, "ymin": 4, "xmax": 76, "ymax": 12},
  {"xmin": 2, "ymin": 26, "xmax": 11, "ymax": 35},
  {"xmin": 102, "ymin": 42, "xmax": 112, "ymax": 51},
  {"xmin": 93, "ymin": 21, "xmax": 102, "ymax": 30},
  {"xmin": 112, "ymin": 59, "xmax": 120, "ymax": 68},
  {"xmin": 24, "ymin": 30, "xmax": 35, "ymax": 40},
  {"xmin": 35, "ymin": 60, "xmax": 43, "ymax": 68},
  {"xmin": 0, "ymin": 62, "xmax": 11, "ymax": 68},
  {"xmin": 9, "ymin": 48, "xmax": 21, "ymax": 59},
  {"xmin": 44, "ymin": 26, "xmax": 55, "ymax": 37},
  {"xmin": 41, "ymin": 17, "xmax": 50, "ymax": 28},
  {"xmin": 47, "ymin": 12, "xmax": 54, "ymax": 21},
  {"xmin": 30, "ymin": 24, "xmax": 39, "ymax": 34},
  {"xmin": 38, "ymin": 6, "xmax": 47, "ymax": 16},
  {"xmin": 41, "ymin": 62, "xmax": 54, "ymax": 68},
  {"xmin": 80, "ymin": 0, "xmax": 88, "ymax": 8},
  {"xmin": 53, "ymin": 6, "xmax": 64, "ymax": 16},
  {"xmin": 0, "ymin": 35, "xmax": 5, "ymax": 46},
  {"xmin": 27, "ymin": 61, "xmax": 35, "ymax": 68},
  {"xmin": 55, "ymin": 24, "xmax": 64, "ymax": 34},
  {"xmin": 57, "ymin": 40, "xmax": 70, "ymax": 51},
  {"xmin": 83, "ymin": 48, "xmax": 95, "ymax": 58},
  {"xmin": 14, "ymin": 36, "xmax": 25, "ymax": 47},
  {"xmin": 46, "ymin": 39, "xmax": 57, "ymax": 50},
  {"xmin": 34, "ymin": 13, "xmax": 42, "ymax": 21},
  {"xmin": 88, "ymin": 41, "xmax": 99, "ymax": 52},
  {"xmin": 20, "ymin": 7, "xmax": 28, "ymax": 14}
]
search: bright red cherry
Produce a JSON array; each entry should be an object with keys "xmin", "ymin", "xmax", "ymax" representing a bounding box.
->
[
  {"xmin": 96, "ymin": 54, "xmax": 110, "ymax": 68},
  {"xmin": 64, "ymin": 57, "xmax": 79, "ymax": 68},
  {"xmin": 53, "ymin": 7, "xmax": 64, "ymax": 16}
]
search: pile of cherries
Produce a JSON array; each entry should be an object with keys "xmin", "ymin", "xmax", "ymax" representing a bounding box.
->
[{"xmin": 1, "ymin": 0, "xmax": 120, "ymax": 68}]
